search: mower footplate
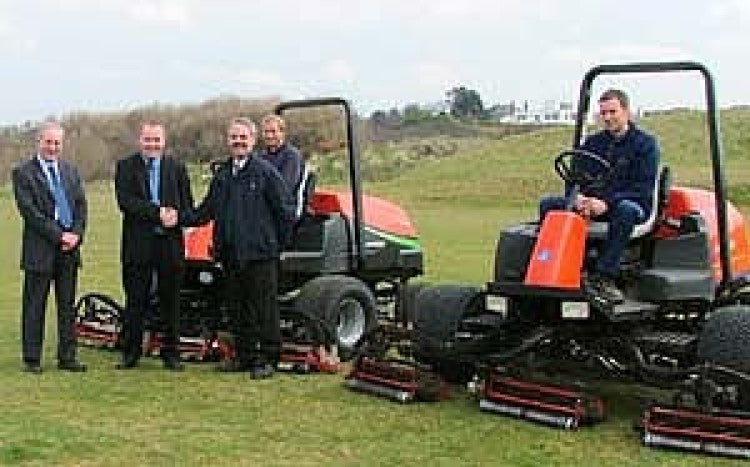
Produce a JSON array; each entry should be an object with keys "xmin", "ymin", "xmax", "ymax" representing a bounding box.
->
[
  {"xmin": 346, "ymin": 357, "xmax": 446, "ymax": 403},
  {"xmin": 278, "ymin": 343, "xmax": 340, "ymax": 374},
  {"xmin": 642, "ymin": 404, "xmax": 750, "ymax": 459},
  {"xmin": 480, "ymin": 373, "xmax": 605, "ymax": 429}
]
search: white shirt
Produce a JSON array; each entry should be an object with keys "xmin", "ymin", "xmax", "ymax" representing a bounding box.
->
[{"xmin": 233, "ymin": 156, "xmax": 249, "ymax": 175}]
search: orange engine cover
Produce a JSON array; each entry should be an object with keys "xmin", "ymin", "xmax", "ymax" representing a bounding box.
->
[{"xmin": 524, "ymin": 211, "xmax": 587, "ymax": 289}]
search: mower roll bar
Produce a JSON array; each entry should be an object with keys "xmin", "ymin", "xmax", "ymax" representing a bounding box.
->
[
  {"xmin": 572, "ymin": 61, "xmax": 732, "ymax": 289},
  {"xmin": 274, "ymin": 98, "xmax": 365, "ymax": 272}
]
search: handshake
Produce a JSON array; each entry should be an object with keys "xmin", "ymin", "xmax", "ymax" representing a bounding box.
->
[{"xmin": 159, "ymin": 207, "xmax": 179, "ymax": 228}]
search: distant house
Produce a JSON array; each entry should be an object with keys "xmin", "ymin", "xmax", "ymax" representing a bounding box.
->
[
  {"xmin": 489, "ymin": 100, "xmax": 576, "ymax": 125},
  {"xmin": 423, "ymin": 100, "xmax": 451, "ymax": 116}
]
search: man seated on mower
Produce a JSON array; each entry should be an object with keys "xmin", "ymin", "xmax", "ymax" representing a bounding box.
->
[{"xmin": 539, "ymin": 89, "xmax": 660, "ymax": 303}]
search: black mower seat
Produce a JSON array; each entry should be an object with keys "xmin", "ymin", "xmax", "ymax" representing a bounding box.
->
[{"xmin": 586, "ymin": 166, "xmax": 669, "ymax": 241}]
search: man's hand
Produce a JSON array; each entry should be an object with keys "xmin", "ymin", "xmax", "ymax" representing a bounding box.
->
[
  {"xmin": 61, "ymin": 232, "xmax": 80, "ymax": 252},
  {"xmin": 575, "ymin": 196, "xmax": 607, "ymax": 218},
  {"xmin": 587, "ymin": 198, "xmax": 608, "ymax": 217},
  {"xmin": 160, "ymin": 207, "xmax": 178, "ymax": 228}
]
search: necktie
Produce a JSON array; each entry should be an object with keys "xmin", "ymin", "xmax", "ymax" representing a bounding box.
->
[
  {"xmin": 46, "ymin": 162, "xmax": 73, "ymax": 229},
  {"xmin": 147, "ymin": 158, "xmax": 160, "ymax": 205}
]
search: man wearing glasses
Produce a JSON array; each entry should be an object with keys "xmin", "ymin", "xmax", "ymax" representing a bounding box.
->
[
  {"xmin": 114, "ymin": 121, "xmax": 194, "ymax": 371},
  {"xmin": 12, "ymin": 121, "xmax": 88, "ymax": 374},
  {"xmin": 183, "ymin": 118, "xmax": 296, "ymax": 379}
]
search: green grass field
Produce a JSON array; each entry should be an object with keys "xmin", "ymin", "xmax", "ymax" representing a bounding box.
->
[{"xmin": 1, "ymin": 111, "xmax": 749, "ymax": 465}]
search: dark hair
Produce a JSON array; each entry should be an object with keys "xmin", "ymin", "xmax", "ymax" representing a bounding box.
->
[{"xmin": 598, "ymin": 89, "xmax": 629, "ymax": 109}]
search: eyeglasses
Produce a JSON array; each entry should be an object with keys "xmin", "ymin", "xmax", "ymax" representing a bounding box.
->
[
  {"xmin": 43, "ymin": 139, "xmax": 62, "ymax": 145},
  {"xmin": 229, "ymin": 134, "xmax": 251, "ymax": 140},
  {"xmin": 142, "ymin": 137, "xmax": 162, "ymax": 143}
]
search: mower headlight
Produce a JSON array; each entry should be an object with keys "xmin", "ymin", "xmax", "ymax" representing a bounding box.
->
[
  {"xmin": 485, "ymin": 294, "xmax": 508, "ymax": 317},
  {"xmin": 198, "ymin": 271, "xmax": 215, "ymax": 285}
]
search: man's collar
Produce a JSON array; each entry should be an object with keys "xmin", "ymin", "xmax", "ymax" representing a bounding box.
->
[
  {"xmin": 233, "ymin": 155, "xmax": 250, "ymax": 170},
  {"xmin": 265, "ymin": 142, "xmax": 285, "ymax": 155},
  {"xmin": 607, "ymin": 122, "xmax": 632, "ymax": 141},
  {"xmin": 36, "ymin": 154, "xmax": 58, "ymax": 167},
  {"xmin": 141, "ymin": 153, "xmax": 161, "ymax": 165}
]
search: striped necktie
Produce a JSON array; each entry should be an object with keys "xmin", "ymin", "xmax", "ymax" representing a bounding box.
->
[{"xmin": 45, "ymin": 161, "xmax": 73, "ymax": 229}]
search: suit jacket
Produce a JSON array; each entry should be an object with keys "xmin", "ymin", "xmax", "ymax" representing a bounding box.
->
[
  {"xmin": 12, "ymin": 156, "xmax": 87, "ymax": 272},
  {"xmin": 115, "ymin": 153, "xmax": 194, "ymax": 266}
]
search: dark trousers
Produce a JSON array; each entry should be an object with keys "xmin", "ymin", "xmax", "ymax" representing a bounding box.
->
[
  {"xmin": 121, "ymin": 237, "xmax": 183, "ymax": 361},
  {"xmin": 226, "ymin": 259, "xmax": 280, "ymax": 366},
  {"xmin": 539, "ymin": 196, "xmax": 645, "ymax": 277},
  {"xmin": 21, "ymin": 252, "xmax": 78, "ymax": 365}
]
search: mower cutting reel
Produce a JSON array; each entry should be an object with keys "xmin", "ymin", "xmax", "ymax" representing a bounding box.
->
[
  {"xmin": 480, "ymin": 370, "xmax": 605, "ymax": 430},
  {"xmin": 641, "ymin": 404, "xmax": 750, "ymax": 459},
  {"xmin": 346, "ymin": 356, "xmax": 447, "ymax": 403}
]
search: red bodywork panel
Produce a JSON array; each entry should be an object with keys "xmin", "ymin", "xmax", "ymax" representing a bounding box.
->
[
  {"xmin": 183, "ymin": 189, "xmax": 419, "ymax": 262},
  {"xmin": 524, "ymin": 211, "xmax": 587, "ymax": 289},
  {"xmin": 656, "ymin": 186, "xmax": 750, "ymax": 281},
  {"xmin": 309, "ymin": 189, "xmax": 418, "ymax": 238}
]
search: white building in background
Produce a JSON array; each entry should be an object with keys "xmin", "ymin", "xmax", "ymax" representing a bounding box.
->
[
  {"xmin": 423, "ymin": 99, "xmax": 451, "ymax": 116},
  {"xmin": 488, "ymin": 100, "xmax": 577, "ymax": 125}
]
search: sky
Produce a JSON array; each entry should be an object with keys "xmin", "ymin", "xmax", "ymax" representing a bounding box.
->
[{"xmin": 1, "ymin": 0, "xmax": 749, "ymax": 124}]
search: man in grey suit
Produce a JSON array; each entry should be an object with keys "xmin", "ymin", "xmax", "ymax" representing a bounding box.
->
[{"xmin": 12, "ymin": 121, "xmax": 88, "ymax": 374}]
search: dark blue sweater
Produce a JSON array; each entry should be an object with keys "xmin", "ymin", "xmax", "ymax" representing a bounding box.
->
[
  {"xmin": 572, "ymin": 124, "xmax": 660, "ymax": 216},
  {"xmin": 185, "ymin": 155, "xmax": 296, "ymax": 265},
  {"xmin": 261, "ymin": 142, "xmax": 304, "ymax": 191}
]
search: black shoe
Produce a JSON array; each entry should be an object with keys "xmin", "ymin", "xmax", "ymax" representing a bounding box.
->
[
  {"xmin": 250, "ymin": 363, "xmax": 275, "ymax": 380},
  {"xmin": 163, "ymin": 357, "xmax": 184, "ymax": 372},
  {"xmin": 215, "ymin": 359, "xmax": 249, "ymax": 373},
  {"xmin": 589, "ymin": 276, "xmax": 624, "ymax": 304},
  {"xmin": 58, "ymin": 360, "xmax": 87, "ymax": 372},
  {"xmin": 23, "ymin": 362, "xmax": 42, "ymax": 374},
  {"xmin": 116, "ymin": 355, "xmax": 140, "ymax": 370}
]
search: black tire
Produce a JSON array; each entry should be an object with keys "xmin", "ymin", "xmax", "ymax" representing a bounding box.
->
[
  {"xmin": 401, "ymin": 282, "xmax": 429, "ymax": 324},
  {"xmin": 294, "ymin": 275, "xmax": 377, "ymax": 361},
  {"xmin": 413, "ymin": 284, "xmax": 480, "ymax": 382},
  {"xmin": 697, "ymin": 305, "xmax": 750, "ymax": 372},
  {"xmin": 74, "ymin": 292, "xmax": 124, "ymax": 349},
  {"xmin": 75, "ymin": 292, "xmax": 124, "ymax": 323}
]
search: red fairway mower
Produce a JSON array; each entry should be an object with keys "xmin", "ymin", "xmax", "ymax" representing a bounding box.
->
[
  {"xmin": 76, "ymin": 97, "xmax": 424, "ymax": 373},
  {"xmin": 347, "ymin": 62, "xmax": 750, "ymax": 459}
]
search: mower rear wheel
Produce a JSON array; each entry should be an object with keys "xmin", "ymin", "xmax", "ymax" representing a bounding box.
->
[
  {"xmin": 698, "ymin": 305, "xmax": 750, "ymax": 372},
  {"xmin": 294, "ymin": 275, "xmax": 377, "ymax": 361},
  {"xmin": 697, "ymin": 305, "xmax": 750, "ymax": 408},
  {"xmin": 413, "ymin": 284, "xmax": 480, "ymax": 382}
]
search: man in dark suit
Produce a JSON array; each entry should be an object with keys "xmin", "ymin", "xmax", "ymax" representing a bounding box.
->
[
  {"xmin": 183, "ymin": 117, "xmax": 296, "ymax": 379},
  {"xmin": 12, "ymin": 121, "xmax": 88, "ymax": 374},
  {"xmin": 114, "ymin": 121, "xmax": 194, "ymax": 371}
]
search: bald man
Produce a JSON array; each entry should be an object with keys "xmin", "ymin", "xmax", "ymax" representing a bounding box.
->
[{"xmin": 12, "ymin": 122, "xmax": 88, "ymax": 374}]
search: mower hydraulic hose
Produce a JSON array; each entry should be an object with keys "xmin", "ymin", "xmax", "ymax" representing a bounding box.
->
[{"xmin": 631, "ymin": 345, "xmax": 750, "ymax": 384}]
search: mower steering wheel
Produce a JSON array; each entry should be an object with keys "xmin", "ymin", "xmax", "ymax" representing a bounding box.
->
[{"xmin": 554, "ymin": 149, "xmax": 613, "ymax": 190}]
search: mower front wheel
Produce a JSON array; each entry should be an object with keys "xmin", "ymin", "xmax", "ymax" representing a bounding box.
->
[{"xmin": 413, "ymin": 284, "xmax": 480, "ymax": 382}]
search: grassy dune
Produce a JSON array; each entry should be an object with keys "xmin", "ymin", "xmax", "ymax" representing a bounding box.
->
[{"xmin": 1, "ymin": 110, "xmax": 749, "ymax": 465}]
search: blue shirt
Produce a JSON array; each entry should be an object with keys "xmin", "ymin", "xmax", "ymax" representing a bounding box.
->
[{"xmin": 143, "ymin": 156, "xmax": 161, "ymax": 205}]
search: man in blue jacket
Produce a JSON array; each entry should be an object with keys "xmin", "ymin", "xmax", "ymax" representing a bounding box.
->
[
  {"xmin": 540, "ymin": 89, "xmax": 660, "ymax": 303},
  {"xmin": 183, "ymin": 118, "xmax": 296, "ymax": 378}
]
